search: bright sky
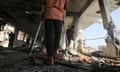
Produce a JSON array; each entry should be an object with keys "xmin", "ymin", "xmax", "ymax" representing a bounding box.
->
[
  {"xmin": 111, "ymin": 8, "xmax": 120, "ymax": 30},
  {"xmin": 83, "ymin": 7, "xmax": 120, "ymax": 48},
  {"xmin": 83, "ymin": 23, "xmax": 107, "ymax": 48}
]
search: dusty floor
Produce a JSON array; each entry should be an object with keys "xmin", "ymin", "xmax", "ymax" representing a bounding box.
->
[
  {"xmin": 0, "ymin": 49, "xmax": 92, "ymax": 72},
  {"xmin": 0, "ymin": 48, "xmax": 120, "ymax": 72}
]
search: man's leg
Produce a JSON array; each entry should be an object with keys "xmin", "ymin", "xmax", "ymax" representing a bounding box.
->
[
  {"xmin": 44, "ymin": 19, "xmax": 55, "ymax": 57},
  {"xmin": 54, "ymin": 20, "xmax": 62, "ymax": 56}
]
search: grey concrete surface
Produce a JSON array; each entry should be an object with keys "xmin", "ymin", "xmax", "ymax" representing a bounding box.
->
[
  {"xmin": 0, "ymin": 48, "xmax": 120, "ymax": 72},
  {"xmin": 0, "ymin": 49, "xmax": 91, "ymax": 72}
]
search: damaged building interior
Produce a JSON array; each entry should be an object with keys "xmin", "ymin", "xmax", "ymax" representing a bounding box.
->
[{"xmin": 0, "ymin": 0, "xmax": 120, "ymax": 72}]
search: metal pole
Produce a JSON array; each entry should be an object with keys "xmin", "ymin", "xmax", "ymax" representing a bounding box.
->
[
  {"xmin": 29, "ymin": 21, "xmax": 42, "ymax": 56},
  {"xmin": 29, "ymin": 3, "xmax": 45, "ymax": 56}
]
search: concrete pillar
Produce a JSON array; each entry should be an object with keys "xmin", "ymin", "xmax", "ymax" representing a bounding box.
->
[
  {"xmin": 98, "ymin": 0, "xmax": 118, "ymax": 57},
  {"xmin": 73, "ymin": 17, "xmax": 84, "ymax": 52},
  {"xmin": 14, "ymin": 27, "xmax": 19, "ymax": 40},
  {"xmin": 103, "ymin": 36, "xmax": 117, "ymax": 57}
]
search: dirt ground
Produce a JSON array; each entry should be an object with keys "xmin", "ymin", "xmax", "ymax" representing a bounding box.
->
[
  {"xmin": 1, "ymin": 48, "xmax": 120, "ymax": 72},
  {"xmin": 0, "ymin": 49, "xmax": 92, "ymax": 72}
]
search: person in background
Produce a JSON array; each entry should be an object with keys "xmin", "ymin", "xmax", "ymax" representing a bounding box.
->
[
  {"xmin": 44, "ymin": 0, "xmax": 69, "ymax": 65},
  {"xmin": 66, "ymin": 25, "xmax": 74, "ymax": 48},
  {"xmin": 8, "ymin": 32, "xmax": 15, "ymax": 48}
]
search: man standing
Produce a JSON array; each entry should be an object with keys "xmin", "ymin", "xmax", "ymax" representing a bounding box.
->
[
  {"xmin": 44, "ymin": 0, "xmax": 69, "ymax": 65},
  {"xmin": 8, "ymin": 32, "xmax": 15, "ymax": 48},
  {"xmin": 66, "ymin": 25, "xmax": 74, "ymax": 48}
]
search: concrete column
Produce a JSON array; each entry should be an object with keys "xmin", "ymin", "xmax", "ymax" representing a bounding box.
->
[
  {"xmin": 14, "ymin": 27, "xmax": 19, "ymax": 40},
  {"xmin": 73, "ymin": 17, "xmax": 84, "ymax": 52},
  {"xmin": 98, "ymin": 0, "xmax": 111, "ymax": 29},
  {"xmin": 98, "ymin": 0, "xmax": 118, "ymax": 57}
]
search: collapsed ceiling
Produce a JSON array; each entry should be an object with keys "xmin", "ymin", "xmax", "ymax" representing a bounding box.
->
[
  {"xmin": 0, "ymin": 0, "xmax": 93, "ymax": 37},
  {"xmin": 0, "ymin": 0, "xmax": 43, "ymax": 36},
  {"xmin": 79, "ymin": 0, "xmax": 120, "ymax": 29}
]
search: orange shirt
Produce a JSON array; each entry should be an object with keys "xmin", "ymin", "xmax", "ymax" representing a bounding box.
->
[{"xmin": 45, "ymin": 0, "xmax": 68, "ymax": 20}]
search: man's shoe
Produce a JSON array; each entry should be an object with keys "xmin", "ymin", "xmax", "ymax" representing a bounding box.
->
[{"xmin": 44, "ymin": 56, "xmax": 54, "ymax": 65}]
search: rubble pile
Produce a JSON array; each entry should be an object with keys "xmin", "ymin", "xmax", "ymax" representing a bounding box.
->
[{"xmin": 0, "ymin": 49, "xmax": 92, "ymax": 72}]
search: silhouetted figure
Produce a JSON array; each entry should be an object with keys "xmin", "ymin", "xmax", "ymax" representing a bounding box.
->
[
  {"xmin": 26, "ymin": 36, "xmax": 30, "ymax": 48},
  {"xmin": 8, "ymin": 32, "xmax": 15, "ymax": 48},
  {"xmin": 66, "ymin": 25, "xmax": 74, "ymax": 47}
]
